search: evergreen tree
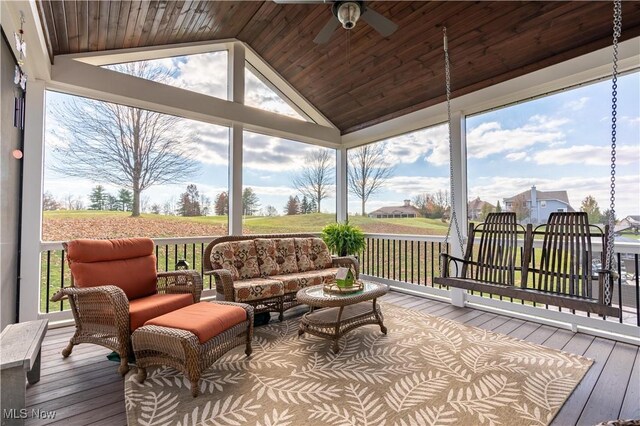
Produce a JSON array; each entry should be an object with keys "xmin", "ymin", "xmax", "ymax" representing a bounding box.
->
[
  {"xmin": 580, "ymin": 195, "xmax": 602, "ymax": 224},
  {"xmin": 106, "ymin": 194, "xmax": 119, "ymax": 211},
  {"xmin": 150, "ymin": 203, "xmax": 161, "ymax": 214},
  {"xmin": 214, "ymin": 192, "xmax": 229, "ymax": 215},
  {"xmin": 479, "ymin": 202, "xmax": 494, "ymax": 221},
  {"xmin": 301, "ymin": 196, "xmax": 309, "ymax": 214},
  {"xmin": 602, "ymin": 209, "xmax": 617, "ymax": 225},
  {"xmin": 177, "ymin": 184, "xmax": 202, "ymax": 216},
  {"xmin": 89, "ymin": 185, "xmax": 107, "ymax": 210},
  {"xmin": 118, "ymin": 189, "xmax": 133, "ymax": 211},
  {"xmin": 242, "ymin": 187, "xmax": 260, "ymax": 216},
  {"xmin": 284, "ymin": 196, "xmax": 300, "ymax": 215},
  {"xmin": 495, "ymin": 200, "xmax": 502, "ymax": 213},
  {"xmin": 308, "ymin": 198, "xmax": 317, "ymax": 214}
]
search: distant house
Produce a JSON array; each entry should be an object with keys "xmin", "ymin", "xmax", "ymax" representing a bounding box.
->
[
  {"xmin": 503, "ymin": 185, "xmax": 574, "ymax": 224},
  {"xmin": 368, "ymin": 200, "xmax": 421, "ymax": 219},
  {"xmin": 468, "ymin": 197, "xmax": 495, "ymax": 220},
  {"xmin": 617, "ymin": 215, "xmax": 640, "ymax": 234}
]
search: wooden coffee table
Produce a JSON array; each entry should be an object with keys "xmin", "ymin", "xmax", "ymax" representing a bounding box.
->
[{"xmin": 296, "ymin": 281, "xmax": 389, "ymax": 353}]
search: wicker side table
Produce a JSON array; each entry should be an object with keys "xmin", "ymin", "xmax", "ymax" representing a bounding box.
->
[
  {"xmin": 132, "ymin": 301, "xmax": 253, "ymax": 397},
  {"xmin": 296, "ymin": 282, "xmax": 389, "ymax": 353}
]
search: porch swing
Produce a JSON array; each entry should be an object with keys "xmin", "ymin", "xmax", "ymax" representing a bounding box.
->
[{"xmin": 433, "ymin": 1, "xmax": 623, "ymax": 318}]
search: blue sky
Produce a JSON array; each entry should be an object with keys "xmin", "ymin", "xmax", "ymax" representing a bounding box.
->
[{"xmin": 44, "ymin": 52, "xmax": 639, "ymax": 218}]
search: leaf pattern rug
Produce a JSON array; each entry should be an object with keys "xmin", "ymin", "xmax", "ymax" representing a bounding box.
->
[{"xmin": 125, "ymin": 303, "xmax": 592, "ymax": 426}]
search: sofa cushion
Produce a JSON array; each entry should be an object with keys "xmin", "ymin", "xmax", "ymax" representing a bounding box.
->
[
  {"xmin": 255, "ymin": 238, "xmax": 299, "ymax": 276},
  {"xmin": 145, "ymin": 302, "xmax": 247, "ymax": 344},
  {"xmin": 66, "ymin": 238, "xmax": 157, "ymax": 300},
  {"xmin": 234, "ymin": 278, "xmax": 284, "ymax": 303},
  {"xmin": 274, "ymin": 239, "xmax": 299, "ymax": 274},
  {"xmin": 255, "ymin": 239, "xmax": 280, "ymax": 277},
  {"xmin": 272, "ymin": 269, "xmax": 339, "ymax": 294},
  {"xmin": 310, "ymin": 238, "xmax": 333, "ymax": 270},
  {"xmin": 210, "ymin": 241, "xmax": 261, "ymax": 281},
  {"xmin": 129, "ymin": 293, "xmax": 193, "ymax": 331},
  {"xmin": 294, "ymin": 238, "xmax": 315, "ymax": 272}
]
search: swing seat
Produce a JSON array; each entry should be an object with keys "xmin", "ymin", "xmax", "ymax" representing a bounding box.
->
[{"xmin": 435, "ymin": 212, "xmax": 620, "ymax": 318}]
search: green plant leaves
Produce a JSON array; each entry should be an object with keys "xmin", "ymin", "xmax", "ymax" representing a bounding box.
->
[{"xmin": 321, "ymin": 222, "xmax": 366, "ymax": 256}]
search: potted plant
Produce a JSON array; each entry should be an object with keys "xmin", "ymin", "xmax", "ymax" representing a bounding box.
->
[{"xmin": 321, "ymin": 222, "xmax": 366, "ymax": 257}]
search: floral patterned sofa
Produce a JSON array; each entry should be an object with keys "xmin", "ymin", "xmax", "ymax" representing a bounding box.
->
[{"xmin": 203, "ymin": 234, "xmax": 359, "ymax": 320}]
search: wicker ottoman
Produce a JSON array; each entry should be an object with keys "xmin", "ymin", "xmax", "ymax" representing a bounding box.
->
[{"xmin": 132, "ymin": 301, "xmax": 253, "ymax": 397}]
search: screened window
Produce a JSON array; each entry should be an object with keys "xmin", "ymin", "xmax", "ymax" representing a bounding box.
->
[{"xmin": 466, "ymin": 72, "xmax": 640, "ymax": 225}]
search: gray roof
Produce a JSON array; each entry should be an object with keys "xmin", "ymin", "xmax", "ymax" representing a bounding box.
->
[
  {"xmin": 468, "ymin": 197, "xmax": 494, "ymax": 211},
  {"xmin": 369, "ymin": 205, "xmax": 421, "ymax": 215},
  {"xmin": 504, "ymin": 188, "xmax": 572, "ymax": 206}
]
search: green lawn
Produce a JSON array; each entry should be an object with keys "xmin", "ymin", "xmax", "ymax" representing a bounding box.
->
[{"xmin": 43, "ymin": 210, "xmax": 450, "ymax": 238}]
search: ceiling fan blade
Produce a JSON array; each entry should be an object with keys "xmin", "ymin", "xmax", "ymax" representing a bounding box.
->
[
  {"xmin": 314, "ymin": 17, "xmax": 340, "ymax": 44},
  {"xmin": 360, "ymin": 8, "xmax": 398, "ymax": 37}
]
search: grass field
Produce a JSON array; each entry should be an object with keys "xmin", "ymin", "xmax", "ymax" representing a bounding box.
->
[{"xmin": 42, "ymin": 210, "xmax": 449, "ymax": 241}]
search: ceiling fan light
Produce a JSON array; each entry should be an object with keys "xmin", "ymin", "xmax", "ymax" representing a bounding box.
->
[{"xmin": 337, "ymin": 2, "xmax": 361, "ymax": 30}]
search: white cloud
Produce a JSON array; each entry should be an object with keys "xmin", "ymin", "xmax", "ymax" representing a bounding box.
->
[
  {"xmin": 620, "ymin": 115, "xmax": 640, "ymax": 126},
  {"xmin": 505, "ymin": 152, "xmax": 528, "ymax": 161},
  {"xmin": 170, "ymin": 52, "xmax": 228, "ymax": 100},
  {"xmin": 245, "ymin": 70, "xmax": 304, "ymax": 120},
  {"xmin": 243, "ymin": 132, "xmax": 335, "ymax": 172},
  {"xmin": 532, "ymin": 144, "xmax": 639, "ymax": 166},
  {"xmin": 383, "ymin": 175, "xmax": 450, "ymax": 197},
  {"xmin": 366, "ymin": 124, "xmax": 449, "ymax": 167},
  {"xmin": 563, "ymin": 96, "xmax": 589, "ymax": 111},
  {"xmin": 467, "ymin": 115, "xmax": 568, "ymax": 160}
]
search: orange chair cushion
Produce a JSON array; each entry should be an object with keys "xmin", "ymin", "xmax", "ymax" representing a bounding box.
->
[
  {"xmin": 66, "ymin": 238, "xmax": 155, "ymax": 263},
  {"xmin": 129, "ymin": 293, "xmax": 193, "ymax": 332},
  {"xmin": 145, "ymin": 302, "xmax": 247, "ymax": 344},
  {"xmin": 66, "ymin": 238, "xmax": 158, "ymax": 300}
]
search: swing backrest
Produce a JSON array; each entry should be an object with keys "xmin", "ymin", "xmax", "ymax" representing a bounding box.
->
[
  {"xmin": 462, "ymin": 212, "xmax": 523, "ymax": 285},
  {"xmin": 523, "ymin": 212, "xmax": 608, "ymax": 299}
]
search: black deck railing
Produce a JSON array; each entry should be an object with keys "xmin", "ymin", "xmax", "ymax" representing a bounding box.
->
[
  {"xmin": 358, "ymin": 234, "xmax": 449, "ymax": 287},
  {"xmin": 39, "ymin": 234, "xmax": 640, "ymax": 329}
]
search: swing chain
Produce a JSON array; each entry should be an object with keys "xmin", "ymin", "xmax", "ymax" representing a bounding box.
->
[
  {"xmin": 604, "ymin": 0, "xmax": 622, "ymax": 305},
  {"xmin": 443, "ymin": 27, "xmax": 465, "ymax": 254}
]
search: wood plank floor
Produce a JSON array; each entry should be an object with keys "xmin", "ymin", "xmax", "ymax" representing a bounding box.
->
[{"xmin": 25, "ymin": 291, "xmax": 640, "ymax": 425}]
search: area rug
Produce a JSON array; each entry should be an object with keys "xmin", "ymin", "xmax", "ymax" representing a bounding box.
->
[{"xmin": 125, "ymin": 303, "xmax": 592, "ymax": 426}]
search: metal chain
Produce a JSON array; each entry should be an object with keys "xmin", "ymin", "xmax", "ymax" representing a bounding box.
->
[
  {"xmin": 604, "ymin": 0, "xmax": 622, "ymax": 305},
  {"xmin": 442, "ymin": 27, "xmax": 465, "ymax": 252}
]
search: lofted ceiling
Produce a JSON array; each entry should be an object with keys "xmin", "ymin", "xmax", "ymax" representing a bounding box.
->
[{"xmin": 37, "ymin": 1, "xmax": 640, "ymax": 134}]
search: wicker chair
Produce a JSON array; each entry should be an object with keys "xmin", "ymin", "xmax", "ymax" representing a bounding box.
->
[{"xmin": 51, "ymin": 238, "xmax": 203, "ymax": 375}]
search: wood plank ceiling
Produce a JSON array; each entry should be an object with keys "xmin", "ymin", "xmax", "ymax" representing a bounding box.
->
[{"xmin": 37, "ymin": 1, "xmax": 640, "ymax": 134}]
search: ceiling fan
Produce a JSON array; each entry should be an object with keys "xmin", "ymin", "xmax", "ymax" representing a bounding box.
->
[{"xmin": 274, "ymin": 1, "xmax": 398, "ymax": 44}]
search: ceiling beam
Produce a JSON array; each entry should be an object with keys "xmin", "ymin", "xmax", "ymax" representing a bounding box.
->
[{"xmin": 50, "ymin": 57, "xmax": 341, "ymax": 147}]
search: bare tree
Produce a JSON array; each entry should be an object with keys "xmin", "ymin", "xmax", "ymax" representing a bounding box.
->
[
  {"xmin": 292, "ymin": 149, "xmax": 334, "ymax": 213},
  {"xmin": 62, "ymin": 194, "xmax": 84, "ymax": 210},
  {"xmin": 348, "ymin": 143, "xmax": 395, "ymax": 215},
  {"xmin": 42, "ymin": 192, "xmax": 60, "ymax": 211},
  {"xmin": 511, "ymin": 195, "xmax": 530, "ymax": 222},
  {"xmin": 51, "ymin": 62, "xmax": 198, "ymax": 217}
]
